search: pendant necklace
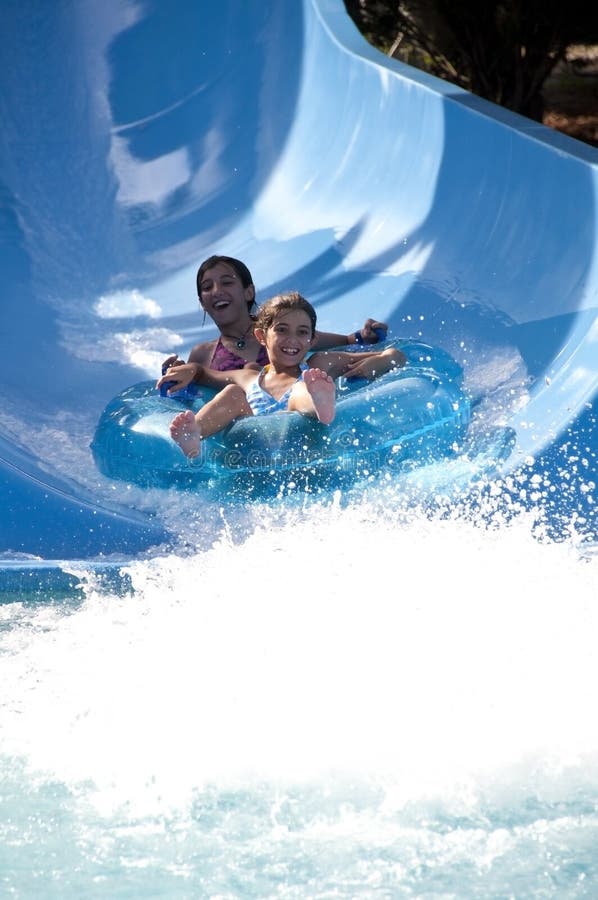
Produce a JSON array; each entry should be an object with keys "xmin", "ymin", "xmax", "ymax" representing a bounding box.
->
[{"xmin": 222, "ymin": 323, "xmax": 252, "ymax": 350}]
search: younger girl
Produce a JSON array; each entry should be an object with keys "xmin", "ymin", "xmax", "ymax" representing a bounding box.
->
[{"xmin": 159, "ymin": 291, "xmax": 405, "ymax": 459}]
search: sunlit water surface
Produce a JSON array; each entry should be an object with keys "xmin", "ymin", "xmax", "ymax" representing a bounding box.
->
[{"xmin": 1, "ymin": 489, "xmax": 598, "ymax": 898}]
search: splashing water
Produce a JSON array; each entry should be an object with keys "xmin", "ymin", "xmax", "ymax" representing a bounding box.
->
[{"xmin": 1, "ymin": 492, "xmax": 598, "ymax": 897}]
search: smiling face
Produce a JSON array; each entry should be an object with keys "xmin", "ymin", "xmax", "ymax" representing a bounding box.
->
[
  {"xmin": 198, "ymin": 261, "xmax": 255, "ymax": 329},
  {"xmin": 255, "ymin": 309, "xmax": 315, "ymax": 367}
]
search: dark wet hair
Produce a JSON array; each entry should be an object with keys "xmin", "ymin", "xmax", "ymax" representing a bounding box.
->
[
  {"xmin": 196, "ymin": 255, "xmax": 256, "ymax": 311},
  {"xmin": 254, "ymin": 291, "xmax": 317, "ymax": 337}
]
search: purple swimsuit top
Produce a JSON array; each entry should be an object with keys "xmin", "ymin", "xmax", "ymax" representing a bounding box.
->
[{"xmin": 210, "ymin": 338, "xmax": 269, "ymax": 372}]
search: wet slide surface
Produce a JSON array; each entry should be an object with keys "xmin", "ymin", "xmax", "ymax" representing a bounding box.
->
[{"xmin": 1, "ymin": 0, "xmax": 597, "ymax": 560}]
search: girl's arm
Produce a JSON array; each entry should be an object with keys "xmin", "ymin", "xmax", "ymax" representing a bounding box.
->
[
  {"xmin": 156, "ymin": 361, "xmax": 252, "ymax": 393},
  {"xmin": 163, "ymin": 338, "xmax": 218, "ymax": 369},
  {"xmin": 158, "ymin": 340, "xmax": 218, "ymax": 391},
  {"xmin": 309, "ymin": 346, "xmax": 406, "ymax": 380},
  {"xmin": 312, "ymin": 318, "xmax": 388, "ymax": 350}
]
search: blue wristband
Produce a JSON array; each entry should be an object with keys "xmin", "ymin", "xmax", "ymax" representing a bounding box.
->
[{"xmin": 353, "ymin": 330, "xmax": 365, "ymax": 345}]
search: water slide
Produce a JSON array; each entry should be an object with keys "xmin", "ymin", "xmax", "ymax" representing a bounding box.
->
[{"xmin": 1, "ymin": 0, "xmax": 597, "ymax": 562}]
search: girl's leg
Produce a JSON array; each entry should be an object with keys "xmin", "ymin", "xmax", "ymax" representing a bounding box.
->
[
  {"xmin": 171, "ymin": 384, "xmax": 253, "ymax": 457},
  {"xmin": 288, "ymin": 368, "xmax": 336, "ymax": 424}
]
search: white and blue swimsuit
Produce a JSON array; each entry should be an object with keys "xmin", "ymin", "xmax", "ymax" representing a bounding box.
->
[{"xmin": 246, "ymin": 364, "xmax": 308, "ymax": 416}]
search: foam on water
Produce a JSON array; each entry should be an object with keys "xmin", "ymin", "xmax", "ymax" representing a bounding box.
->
[{"xmin": 1, "ymin": 495, "xmax": 598, "ymax": 895}]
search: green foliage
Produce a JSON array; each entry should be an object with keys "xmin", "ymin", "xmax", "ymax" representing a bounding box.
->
[{"xmin": 344, "ymin": 0, "xmax": 598, "ymax": 119}]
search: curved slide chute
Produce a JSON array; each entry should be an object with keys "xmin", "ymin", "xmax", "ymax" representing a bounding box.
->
[{"xmin": 0, "ymin": 0, "xmax": 596, "ymax": 559}]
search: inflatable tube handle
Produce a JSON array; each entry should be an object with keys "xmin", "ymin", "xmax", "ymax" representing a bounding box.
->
[
  {"xmin": 353, "ymin": 326, "xmax": 387, "ymax": 345},
  {"xmin": 159, "ymin": 380, "xmax": 178, "ymax": 398},
  {"xmin": 159, "ymin": 363, "xmax": 198, "ymax": 400}
]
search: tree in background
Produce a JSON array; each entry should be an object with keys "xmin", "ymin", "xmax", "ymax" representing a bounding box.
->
[{"xmin": 344, "ymin": 0, "xmax": 598, "ymax": 120}]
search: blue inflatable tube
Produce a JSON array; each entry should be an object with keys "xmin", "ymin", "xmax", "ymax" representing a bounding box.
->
[{"xmin": 91, "ymin": 342, "xmax": 470, "ymax": 496}]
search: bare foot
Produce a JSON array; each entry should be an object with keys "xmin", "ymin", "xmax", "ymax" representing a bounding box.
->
[
  {"xmin": 303, "ymin": 367, "xmax": 336, "ymax": 424},
  {"xmin": 170, "ymin": 409, "xmax": 202, "ymax": 458}
]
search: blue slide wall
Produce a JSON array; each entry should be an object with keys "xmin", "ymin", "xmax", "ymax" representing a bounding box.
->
[{"xmin": 0, "ymin": 0, "xmax": 597, "ymax": 559}]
